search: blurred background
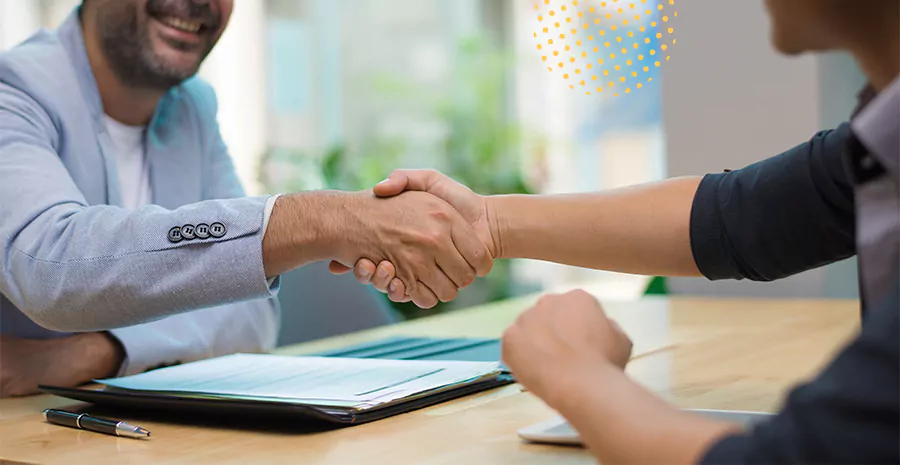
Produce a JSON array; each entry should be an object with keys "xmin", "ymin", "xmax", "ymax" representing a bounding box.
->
[{"xmin": 0, "ymin": 0, "xmax": 864, "ymax": 344}]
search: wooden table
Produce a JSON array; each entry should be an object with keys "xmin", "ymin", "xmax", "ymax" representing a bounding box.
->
[{"xmin": 0, "ymin": 297, "xmax": 859, "ymax": 465}]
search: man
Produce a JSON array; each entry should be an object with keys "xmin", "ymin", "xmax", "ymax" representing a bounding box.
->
[
  {"xmin": 0, "ymin": 0, "xmax": 491, "ymax": 397},
  {"xmin": 348, "ymin": 0, "xmax": 899, "ymax": 463}
]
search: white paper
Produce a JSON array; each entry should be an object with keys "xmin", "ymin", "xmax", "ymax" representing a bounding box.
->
[{"xmin": 99, "ymin": 354, "xmax": 501, "ymax": 408}]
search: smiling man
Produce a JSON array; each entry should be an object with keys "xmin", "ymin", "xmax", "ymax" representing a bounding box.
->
[{"xmin": 0, "ymin": 0, "xmax": 491, "ymax": 397}]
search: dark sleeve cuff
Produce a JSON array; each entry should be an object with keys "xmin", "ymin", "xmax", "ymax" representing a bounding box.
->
[
  {"xmin": 699, "ymin": 435, "xmax": 754, "ymax": 465},
  {"xmin": 689, "ymin": 173, "xmax": 743, "ymax": 281}
]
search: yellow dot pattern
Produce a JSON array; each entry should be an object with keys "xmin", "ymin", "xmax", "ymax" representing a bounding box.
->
[{"xmin": 535, "ymin": 0, "xmax": 678, "ymax": 97}]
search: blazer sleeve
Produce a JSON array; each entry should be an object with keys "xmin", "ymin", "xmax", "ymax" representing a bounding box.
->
[{"xmin": 0, "ymin": 82, "xmax": 277, "ymax": 332}]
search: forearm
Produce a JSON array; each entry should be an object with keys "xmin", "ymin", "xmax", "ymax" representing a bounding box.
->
[
  {"xmin": 488, "ymin": 177, "xmax": 703, "ymax": 276},
  {"xmin": 262, "ymin": 191, "xmax": 350, "ymax": 278},
  {"xmin": 554, "ymin": 364, "xmax": 739, "ymax": 465}
]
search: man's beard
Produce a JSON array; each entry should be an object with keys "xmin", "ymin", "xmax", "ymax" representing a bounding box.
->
[{"xmin": 94, "ymin": 0, "xmax": 217, "ymax": 90}]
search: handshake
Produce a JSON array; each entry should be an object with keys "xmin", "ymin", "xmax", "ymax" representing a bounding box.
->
[{"xmin": 326, "ymin": 170, "xmax": 499, "ymax": 309}]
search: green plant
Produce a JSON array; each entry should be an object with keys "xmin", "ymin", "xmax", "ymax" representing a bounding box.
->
[{"xmin": 361, "ymin": 37, "xmax": 534, "ymax": 198}]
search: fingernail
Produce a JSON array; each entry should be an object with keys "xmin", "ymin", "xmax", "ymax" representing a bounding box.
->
[
  {"xmin": 377, "ymin": 178, "xmax": 390, "ymax": 185},
  {"xmin": 360, "ymin": 268, "xmax": 372, "ymax": 279},
  {"xmin": 389, "ymin": 282, "xmax": 397, "ymax": 293},
  {"xmin": 377, "ymin": 268, "xmax": 389, "ymax": 280}
]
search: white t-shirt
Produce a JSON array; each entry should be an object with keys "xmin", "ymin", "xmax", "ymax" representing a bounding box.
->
[{"xmin": 103, "ymin": 115, "xmax": 151, "ymax": 208}]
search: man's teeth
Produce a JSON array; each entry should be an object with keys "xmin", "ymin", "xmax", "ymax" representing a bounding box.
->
[{"xmin": 159, "ymin": 16, "xmax": 201, "ymax": 33}]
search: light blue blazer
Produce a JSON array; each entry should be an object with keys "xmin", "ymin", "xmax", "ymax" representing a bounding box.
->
[{"xmin": 0, "ymin": 11, "xmax": 279, "ymax": 373}]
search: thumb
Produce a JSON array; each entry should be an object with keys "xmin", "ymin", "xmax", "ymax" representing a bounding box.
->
[
  {"xmin": 373, "ymin": 169, "xmax": 446, "ymax": 198},
  {"xmin": 373, "ymin": 172, "xmax": 410, "ymax": 198},
  {"xmin": 328, "ymin": 260, "xmax": 353, "ymax": 275}
]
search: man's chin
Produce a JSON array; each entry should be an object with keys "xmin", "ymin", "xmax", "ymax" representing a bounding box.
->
[
  {"xmin": 770, "ymin": 33, "xmax": 807, "ymax": 56},
  {"xmin": 148, "ymin": 51, "xmax": 202, "ymax": 84},
  {"xmin": 770, "ymin": 30, "xmax": 838, "ymax": 56},
  {"xmin": 148, "ymin": 33, "xmax": 205, "ymax": 79}
]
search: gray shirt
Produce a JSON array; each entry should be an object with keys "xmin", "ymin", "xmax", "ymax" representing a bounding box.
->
[{"xmin": 852, "ymin": 78, "xmax": 900, "ymax": 306}]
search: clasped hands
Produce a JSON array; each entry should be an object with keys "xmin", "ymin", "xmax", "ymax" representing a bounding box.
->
[
  {"xmin": 329, "ymin": 170, "xmax": 497, "ymax": 308},
  {"xmin": 332, "ymin": 170, "xmax": 633, "ymax": 407}
]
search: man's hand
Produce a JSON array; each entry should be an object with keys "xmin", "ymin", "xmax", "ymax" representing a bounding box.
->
[
  {"xmin": 329, "ymin": 170, "xmax": 500, "ymax": 302},
  {"xmin": 0, "ymin": 333, "xmax": 124, "ymax": 398},
  {"xmin": 502, "ymin": 291, "xmax": 739, "ymax": 465},
  {"xmin": 267, "ymin": 189, "xmax": 493, "ymax": 309},
  {"xmin": 501, "ymin": 290, "xmax": 633, "ymax": 409}
]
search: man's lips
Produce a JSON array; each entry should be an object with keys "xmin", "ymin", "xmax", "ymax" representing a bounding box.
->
[
  {"xmin": 149, "ymin": 13, "xmax": 216, "ymax": 48},
  {"xmin": 156, "ymin": 14, "xmax": 203, "ymax": 34}
]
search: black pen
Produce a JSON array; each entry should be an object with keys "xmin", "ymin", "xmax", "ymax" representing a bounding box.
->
[{"xmin": 43, "ymin": 409, "xmax": 151, "ymax": 439}]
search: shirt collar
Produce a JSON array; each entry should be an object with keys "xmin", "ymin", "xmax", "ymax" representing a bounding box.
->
[
  {"xmin": 851, "ymin": 85, "xmax": 879, "ymax": 119},
  {"xmin": 851, "ymin": 77, "xmax": 900, "ymax": 177}
]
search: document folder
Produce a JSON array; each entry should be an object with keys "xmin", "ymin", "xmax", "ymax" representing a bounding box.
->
[{"xmin": 41, "ymin": 354, "xmax": 513, "ymax": 425}]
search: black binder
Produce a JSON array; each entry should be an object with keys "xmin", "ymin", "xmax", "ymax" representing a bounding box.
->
[{"xmin": 40, "ymin": 336, "xmax": 512, "ymax": 426}]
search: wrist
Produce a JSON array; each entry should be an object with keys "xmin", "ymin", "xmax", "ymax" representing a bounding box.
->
[
  {"xmin": 316, "ymin": 190, "xmax": 369, "ymax": 263},
  {"xmin": 263, "ymin": 192, "xmax": 355, "ymax": 276},
  {"xmin": 74, "ymin": 332, "xmax": 125, "ymax": 381},
  {"xmin": 547, "ymin": 361, "xmax": 622, "ymax": 414},
  {"xmin": 484, "ymin": 195, "xmax": 506, "ymax": 259}
]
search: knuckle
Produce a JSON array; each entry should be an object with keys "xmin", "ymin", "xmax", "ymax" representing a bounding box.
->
[
  {"xmin": 429, "ymin": 229, "xmax": 447, "ymax": 244},
  {"xmin": 429, "ymin": 208, "xmax": 451, "ymax": 222},
  {"xmin": 395, "ymin": 275, "xmax": 413, "ymax": 292},
  {"xmin": 515, "ymin": 309, "xmax": 533, "ymax": 327},
  {"xmin": 395, "ymin": 252, "xmax": 417, "ymax": 269},
  {"xmin": 422, "ymin": 231, "xmax": 445, "ymax": 248},
  {"xmin": 405, "ymin": 257, "xmax": 428, "ymax": 275},
  {"xmin": 502, "ymin": 324, "xmax": 519, "ymax": 340},
  {"xmin": 569, "ymin": 289, "xmax": 592, "ymax": 299},
  {"xmin": 501, "ymin": 327, "xmax": 516, "ymax": 350},
  {"xmin": 572, "ymin": 289, "xmax": 602, "ymax": 307},
  {"xmin": 410, "ymin": 230, "xmax": 441, "ymax": 248},
  {"xmin": 501, "ymin": 327, "xmax": 521, "ymax": 358}
]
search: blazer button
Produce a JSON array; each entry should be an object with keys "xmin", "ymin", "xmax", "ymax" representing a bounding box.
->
[
  {"xmin": 167, "ymin": 226, "xmax": 183, "ymax": 243},
  {"xmin": 195, "ymin": 223, "xmax": 211, "ymax": 239},
  {"xmin": 181, "ymin": 224, "xmax": 197, "ymax": 240},
  {"xmin": 209, "ymin": 223, "xmax": 228, "ymax": 239},
  {"xmin": 209, "ymin": 222, "xmax": 227, "ymax": 238}
]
